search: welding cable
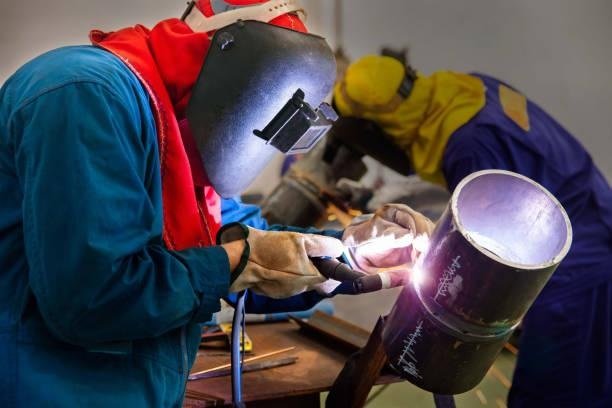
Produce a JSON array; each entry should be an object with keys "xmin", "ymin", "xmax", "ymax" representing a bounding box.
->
[{"xmin": 231, "ymin": 290, "xmax": 247, "ymax": 408}]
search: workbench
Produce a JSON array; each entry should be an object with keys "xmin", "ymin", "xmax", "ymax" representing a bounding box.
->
[{"xmin": 183, "ymin": 320, "xmax": 402, "ymax": 407}]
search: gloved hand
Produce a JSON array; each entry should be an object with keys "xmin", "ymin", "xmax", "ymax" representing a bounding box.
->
[
  {"xmin": 218, "ymin": 223, "xmax": 345, "ymax": 299},
  {"xmin": 336, "ymin": 178, "xmax": 374, "ymax": 210},
  {"xmin": 342, "ymin": 204, "xmax": 435, "ymax": 276}
]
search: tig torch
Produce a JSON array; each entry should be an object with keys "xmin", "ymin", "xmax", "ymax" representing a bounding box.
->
[{"xmin": 310, "ymin": 257, "xmax": 400, "ymax": 294}]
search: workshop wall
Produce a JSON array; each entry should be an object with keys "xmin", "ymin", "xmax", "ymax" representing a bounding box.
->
[
  {"xmin": 0, "ymin": 0, "xmax": 174, "ymax": 82},
  {"xmin": 2, "ymin": 0, "xmax": 610, "ymax": 193}
]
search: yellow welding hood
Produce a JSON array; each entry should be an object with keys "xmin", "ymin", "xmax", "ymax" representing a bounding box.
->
[
  {"xmin": 335, "ymin": 55, "xmax": 406, "ymax": 113},
  {"xmin": 334, "ymin": 55, "xmax": 486, "ymax": 186}
]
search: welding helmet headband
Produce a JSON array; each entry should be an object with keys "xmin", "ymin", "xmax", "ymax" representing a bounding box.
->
[{"xmin": 186, "ymin": 20, "xmax": 337, "ymax": 197}]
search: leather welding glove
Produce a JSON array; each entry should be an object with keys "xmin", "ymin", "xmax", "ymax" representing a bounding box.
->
[
  {"xmin": 342, "ymin": 204, "xmax": 435, "ymax": 276},
  {"xmin": 218, "ymin": 223, "xmax": 345, "ymax": 299}
]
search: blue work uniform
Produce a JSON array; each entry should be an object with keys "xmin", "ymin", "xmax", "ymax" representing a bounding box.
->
[
  {"xmin": 443, "ymin": 74, "xmax": 612, "ymax": 407},
  {"xmin": 0, "ymin": 46, "xmax": 333, "ymax": 407}
]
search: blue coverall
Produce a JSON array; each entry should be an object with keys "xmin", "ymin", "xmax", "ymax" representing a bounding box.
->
[
  {"xmin": 443, "ymin": 74, "xmax": 612, "ymax": 407},
  {"xmin": 0, "ymin": 46, "xmax": 335, "ymax": 407}
]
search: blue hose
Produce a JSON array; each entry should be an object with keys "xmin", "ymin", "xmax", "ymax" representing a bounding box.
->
[{"xmin": 231, "ymin": 290, "xmax": 247, "ymax": 407}]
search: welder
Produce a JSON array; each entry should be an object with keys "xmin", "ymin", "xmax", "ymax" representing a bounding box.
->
[
  {"xmin": 0, "ymin": 2, "xmax": 434, "ymax": 406},
  {"xmin": 333, "ymin": 54, "xmax": 612, "ymax": 406}
]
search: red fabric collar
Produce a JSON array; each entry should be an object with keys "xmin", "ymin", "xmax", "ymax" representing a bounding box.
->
[
  {"xmin": 90, "ymin": 19, "xmax": 221, "ymax": 250},
  {"xmin": 147, "ymin": 19, "xmax": 211, "ymax": 118}
]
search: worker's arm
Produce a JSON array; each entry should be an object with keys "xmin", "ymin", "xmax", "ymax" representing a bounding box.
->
[
  {"xmin": 220, "ymin": 197, "xmax": 343, "ymax": 238},
  {"xmin": 442, "ymin": 127, "xmax": 512, "ymax": 192},
  {"xmin": 14, "ymin": 82, "xmax": 231, "ymax": 346},
  {"xmin": 221, "ymin": 197, "xmax": 343, "ymax": 313}
]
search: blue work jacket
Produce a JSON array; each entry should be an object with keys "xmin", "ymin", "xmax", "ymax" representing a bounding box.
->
[
  {"xmin": 0, "ymin": 46, "xmax": 334, "ymax": 407},
  {"xmin": 443, "ymin": 74, "xmax": 612, "ymax": 301},
  {"xmin": 443, "ymin": 74, "xmax": 612, "ymax": 406}
]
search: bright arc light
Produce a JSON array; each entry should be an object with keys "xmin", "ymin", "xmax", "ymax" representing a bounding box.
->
[
  {"xmin": 412, "ymin": 234, "xmax": 431, "ymax": 253},
  {"xmin": 411, "ymin": 263, "xmax": 426, "ymax": 287}
]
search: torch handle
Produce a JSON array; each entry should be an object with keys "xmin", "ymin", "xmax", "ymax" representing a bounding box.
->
[
  {"xmin": 310, "ymin": 257, "xmax": 366, "ymax": 281},
  {"xmin": 311, "ymin": 257, "xmax": 393, "ymax": 295}
]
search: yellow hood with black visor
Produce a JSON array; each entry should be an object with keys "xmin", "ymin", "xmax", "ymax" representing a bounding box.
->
[{"xmin": 333, "ymin": 55, "xmax": 486, "ymax": 186}]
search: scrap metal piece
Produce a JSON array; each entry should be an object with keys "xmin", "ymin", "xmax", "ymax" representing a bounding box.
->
[{"xmin": 188, "ymin": 357, "xmax": 297, "ymax": 381}]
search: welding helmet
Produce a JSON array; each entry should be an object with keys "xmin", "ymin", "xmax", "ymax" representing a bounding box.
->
[{"xmin": 183, "ymin": 0, "xmax": 337, "ymax": 197}]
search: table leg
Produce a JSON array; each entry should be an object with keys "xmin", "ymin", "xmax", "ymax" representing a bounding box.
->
[
  {"xmin": 432, "ymin": 394, "xmax": 456, "ymax": 408},
  {"xmin": 326, "ymin": 317, "xmax": 388, "ymax": 408}
]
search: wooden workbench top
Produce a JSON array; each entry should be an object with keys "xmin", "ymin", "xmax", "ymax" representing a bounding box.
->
[{"xmin": 185, "ymin": 320, "xmax": 400, "ymax": 406}]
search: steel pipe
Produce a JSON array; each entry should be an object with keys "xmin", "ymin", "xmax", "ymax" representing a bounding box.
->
[{"xmin": 382, "ymin": 170, "xmax": 572, "ymax": 394}]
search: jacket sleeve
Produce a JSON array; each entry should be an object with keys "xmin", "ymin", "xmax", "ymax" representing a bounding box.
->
[
  {"xmin": 442, "ymin": 127, "xmax": 512, "ymax": 193},
  {"xmin": 221, "ymin": 197, "xmax": 343, "ymax": 238},
  {"xmin": 14, "ymin": 82, "xmax": 229, "ymax": 346}
]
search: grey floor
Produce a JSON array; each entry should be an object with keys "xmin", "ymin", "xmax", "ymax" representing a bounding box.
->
[{"xmin": 328, "ymin": 288, "xmax": 515, "ymax": 407}]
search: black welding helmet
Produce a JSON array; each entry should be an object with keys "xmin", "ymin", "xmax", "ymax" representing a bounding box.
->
[{"xmin": 183, "ymin": 1, "xmax": 337, "ymax": 197}]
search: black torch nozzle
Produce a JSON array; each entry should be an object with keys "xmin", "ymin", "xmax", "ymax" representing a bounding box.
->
[
  {"xmin": 310, "ymin": 257, "xmax": 366, "ymax": 281},
  {"xmin": 310, "ymin": 257, "xmax": 391, "ymax": 295},
  {"xmin": 353, "ymin": 275, "xmax": 384, "ymax": 293}
]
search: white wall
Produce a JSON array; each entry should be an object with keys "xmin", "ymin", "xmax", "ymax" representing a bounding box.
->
[
  {"xmin": 0, "ymin": 0, "xmax": 181, "ymax": 81},
  {"xmin": 2, "ymin": 0, "xmax": 611, "ymax": 190}
]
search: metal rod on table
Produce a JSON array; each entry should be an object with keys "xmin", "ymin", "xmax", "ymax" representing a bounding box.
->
[
  {"xmin": 188, "ymin": 346, "xmax": 296, "ymax": 380},
  {"xmin": 188, "ymin": 356, "xmax": 298, "ymax": 381}
]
